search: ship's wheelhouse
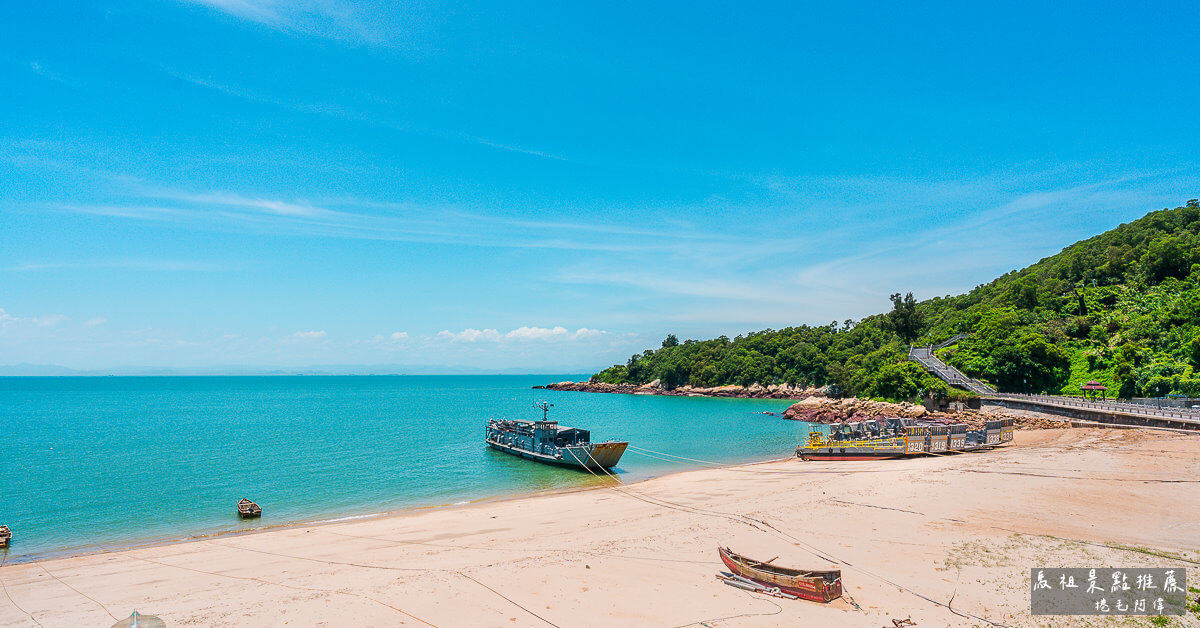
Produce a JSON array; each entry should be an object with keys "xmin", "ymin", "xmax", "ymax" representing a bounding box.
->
[{"xmin": 554, "ymin": 427, "xmax": 590, "ymax": 446}]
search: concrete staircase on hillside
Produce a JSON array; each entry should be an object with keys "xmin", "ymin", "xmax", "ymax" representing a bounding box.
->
[
  {"xmin": 908, "ymin": 344, "xmax": 997, "ymax": 395},
  {"xmin": 909, "ymin": 338, "xmax": 1200, "ymax": 431},
  {"xmin": 932, "ymin": 333, "xmax": 969, "ymax": 350}
]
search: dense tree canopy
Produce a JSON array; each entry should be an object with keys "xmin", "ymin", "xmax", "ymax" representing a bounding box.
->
[
  {"xmin": 885, "ymin": 292, "xmax": 924, "ymax": 343},
  {"xmin": 593, "ymin": 202, "xmax": 1200, "ymax": 401}
]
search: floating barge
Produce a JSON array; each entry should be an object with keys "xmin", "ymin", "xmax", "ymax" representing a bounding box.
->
[
  {"xmin": 0, "ymin": 525, "xmax": 10, "ymax": 548},
  {"xmin": 237, "ymin": 498, "xmax": 262, "ymax": 519},
  {"xmin": 796, "ymin": 418, "xmax": 929, "ymax": 460},
  {"xmin": 948, "ymin": 423, "xmax": 968, "ymax": 450},
  {"xmin": 797, "ymin": 416, "xmax": 1012, "ymax": 461},
  {"xmin": 718, "ymin": 547, "xmax": 842, "ymax": 602},
  {"xmin": 486, "ymin": 402, "xmax": 628, "ymax": 471},
  {"xmin": 1000, "ymin": 417, "xmax": 1015, "ymax": 443},
  {"xmin": 925, "ymin": 424, "xmax": 950, "ymax": 453}
]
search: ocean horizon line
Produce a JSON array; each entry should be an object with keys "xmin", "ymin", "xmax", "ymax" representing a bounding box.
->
[{"xmin": 0, "ymin": 365, "xmax": 599, "ymax": 377}]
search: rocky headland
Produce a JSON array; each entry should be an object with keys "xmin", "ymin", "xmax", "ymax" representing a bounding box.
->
[
  {"xmin": 539, "ymin": 380, "xmax": 1070, "ymax": 430},
  {"xmin": 537, "ymin": 380, "xmax": 826, "ymax": 399}
]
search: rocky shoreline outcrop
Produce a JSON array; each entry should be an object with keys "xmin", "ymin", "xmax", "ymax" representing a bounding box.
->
[
  {"xmin": 536, "ymin": 380, "xmax": 827, "ymax": 399},
  {"xmin": 781, "ymin": 396, "xmax": 929, "ymax": 421},
  {"xmin": 780, "ymin": 396, "xmax": 1069, "ymax": 431},
  {"xmin": 537, "ymin": 380, "xmax": 1068, "ymax": 431}
]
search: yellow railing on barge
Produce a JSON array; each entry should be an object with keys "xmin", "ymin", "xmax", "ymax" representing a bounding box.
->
[{"xmin": 799, "ymin": 433, "xmax": 906, "ymax": 451}]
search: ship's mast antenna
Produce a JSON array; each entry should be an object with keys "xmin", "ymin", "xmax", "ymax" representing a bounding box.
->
[{"xmin": 534, "ymin": 401, "xmax": 553, "ymax": 421}]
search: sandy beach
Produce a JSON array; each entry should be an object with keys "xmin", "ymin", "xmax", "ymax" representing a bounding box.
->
[{"xmin": 2, "ymin": 427, "xmax": 1198, "ymax": 627}]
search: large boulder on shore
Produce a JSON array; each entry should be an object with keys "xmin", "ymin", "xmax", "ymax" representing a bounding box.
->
[
  {"xmin": 782, "ymin": 397, "xmax": 929, "ymax": 424},
  {"xmin": 779, "ymin": 396, "xmax": 1073, "ymax": 430}
]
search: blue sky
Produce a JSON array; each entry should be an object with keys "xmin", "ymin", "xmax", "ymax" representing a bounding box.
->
[{"xmin": 1, "ymin": 1, "xmax": 1198, "ymax": 372}]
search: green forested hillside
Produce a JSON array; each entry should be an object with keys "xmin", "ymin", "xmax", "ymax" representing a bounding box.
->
[{"xmin": 593, "ymin": 200, "xmax": 1200, "ymax": 400}]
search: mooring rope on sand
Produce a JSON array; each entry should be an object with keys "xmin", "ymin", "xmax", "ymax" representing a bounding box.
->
[
  {"xmin": 316, "ymin": 529, "xmax": 722, "ymax": 625},
  {"xmin": 568, "ymin": 449, "xmax": 838, "ymax": 562},
  {"xmin": 120, "ymin": 548, "xmax": 442, "ymax": 627},
  {"xmin": 322, "ymin": 529, "xmax": 715, "ymax": 565},
  {"xmin": 457, "ymin": 571, "xmax": 562, "ymax": 628},
  {"xmin": 625, "ymin": 445, "xmax": 896, "ymax": 475},
  {"xmin": 208, "ymin": 539, "xmax": 438, "ymax": 572},
  {"xmin": 0, "ymin": 552, "xmax": 46, "ymax": 627},
  {"xmin": 209, "ymin": 537, "xmax": 579, "ymax": 626},
  {"xmin": 671, "ymin": 590, "xmax": 783, "ymax": 628},
  {"xmin": 211, "ymin": 538, "xmax": 568, "ymax": 626},
  {"xmin": 960, "ymin": 468, "xmax": 1200, "ymax": 483},
  {"xmin": 827, "ymin": 497, "xmax": 1200, "ymax": 567},
  {"xmin": 36, "ymin": 563, "xmax": 118, "ymax": 621},
  {"xmin": 988, "ymin": 528, "xmax": 1200, "ymax": 567},
  {"xmin": 1, "ymin": 544, "xmax": 118, "ymax": 623},
  {"xmin": 628, "ymin": 446, "xmax": 792, "ymax": 468}
]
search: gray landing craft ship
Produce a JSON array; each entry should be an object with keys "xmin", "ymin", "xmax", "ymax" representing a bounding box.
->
[
  {"xmin": 796, "ymin": 417, "xmax": 1014, "ymax": 460},
  {"xmin": 486, "ymin": 402, "xmax": 629, "ymax": 471}
]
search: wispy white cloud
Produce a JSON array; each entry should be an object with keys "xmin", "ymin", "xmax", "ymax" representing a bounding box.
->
[
  {"xmin": 162, "ymin": 190, "xmax": 333, "ymax": 219},
  {"xmin": 436, "ymin": 326, "xmax": 609, "ymax": 343},
  {"xmin": 363, "ymin": 331, "xmax": 410, "ymax": 350},
  {"xmin": 0, "ymin": 307, "xmax": 73, "ymax": 334},
  {"xmin": 437, "ymin": 328, "xmax": 501, "ymax": 343},
  {"xmin": 291, "ymin": 330, "xmax": 327, "ymax": 340},
  {"xmin": 54, "ymin": 187, "xmax": 759, "ymax": 256},
  {"xmin": 472, "ymin": 139, "xmax": 569, "ymax": 162},
  {"xmin": 28, "ymin": 61, "xmax": 68, "ymax": 84},
  {"xmin": 549, "ymin": 176, "xmax": 1195, "ymax": 329},
  {"xmin": 164, "ymin": 70, "xmax": 368, "ymax": 121},
  {"xmin": 505, "ymin": 325, "xmax": 569, "ymax": 340},
  {"xmin": 185, "ymin": 0, "xmax": 283, "ymax": 23},
  {"xmin": 552, "ymin": 271, "xmax": 790, "ymax": 303},
  {"xmin": 163, "ymin": 69, "xmax": 571, "ymax": 162},
  {"xmin": 32, "ymin": 314, "xmax": 70, "ymax": 327},
  {"xmin": 83, "ymin": 317, "xmax": 108, "ymax": 327},
  {"xmin": 182, "ymin": 0, "xmax": 381, "ymax": 43},
  {"xmin": 46, "ymin": 169, "xmax": 1188, "ymax": 336},
  {"xmin": 4, "ymin": 259, "xmax": 226, "ymax": 272},
  {"xmin": 786, "ymin": 178, "xmax": 1167, "ymax": 292}
]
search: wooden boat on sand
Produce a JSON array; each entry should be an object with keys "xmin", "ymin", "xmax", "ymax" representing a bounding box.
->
[
  {"xmin": 0, "ymin": 525, "xmax": 11, "ymax": 548},
  {"xmin": 237, "ymin": 498, "xmax": 262, "ymax": 518},
  {"xmin": 718, "ymin": 547, "xmax": 842, "ymax": 602}
]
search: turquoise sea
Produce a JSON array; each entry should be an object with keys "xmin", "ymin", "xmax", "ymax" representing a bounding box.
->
[{"xmin": 0, "ymin": 375, "xmax": 810, "ymax": 563}]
